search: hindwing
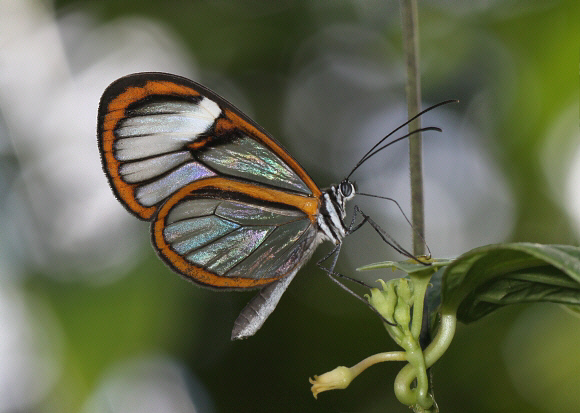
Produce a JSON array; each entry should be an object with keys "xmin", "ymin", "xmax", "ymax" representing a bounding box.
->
[{"xmin": 152, "ymin": 178, "xmax": 320, "ymax": 289}]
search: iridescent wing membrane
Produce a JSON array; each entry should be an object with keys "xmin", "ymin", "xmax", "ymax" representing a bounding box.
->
[{"xmin": 97, "ymin": 73, "xmax": 323, "ymax": 294}]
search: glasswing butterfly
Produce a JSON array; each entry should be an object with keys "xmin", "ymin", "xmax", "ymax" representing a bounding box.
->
[{"xmin": 97, "ymin": 72, "xmax": 445, "ymax": 339}]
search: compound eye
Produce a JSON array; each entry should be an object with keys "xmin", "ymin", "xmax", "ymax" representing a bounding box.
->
[{"xmin": 340, "ymin": 181, "xmax": 353, "ymax": 197}]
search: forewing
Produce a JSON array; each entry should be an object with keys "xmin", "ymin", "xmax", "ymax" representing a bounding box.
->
[{"xmin": 97, "ymin": 72, "xmax": 320, "ymax": 220}]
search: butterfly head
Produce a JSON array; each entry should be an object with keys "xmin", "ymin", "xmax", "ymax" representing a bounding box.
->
[
  {"xmin": 339, "ymin": 179, "xmax": 356, "ymax": 201},
  {"xmin": 330, "ymin": 179, "xmax": 356, "ymax": 218}
]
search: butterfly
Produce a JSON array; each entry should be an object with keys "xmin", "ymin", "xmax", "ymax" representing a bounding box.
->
[{"xmin": 97, "ymin": 72, "xmax": 444, "ymax": 340}]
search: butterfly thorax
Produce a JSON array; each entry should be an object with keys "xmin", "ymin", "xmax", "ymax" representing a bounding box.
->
[{"xmin": 317, "ymin": 179, "xmax": 356, "ymax": 245}]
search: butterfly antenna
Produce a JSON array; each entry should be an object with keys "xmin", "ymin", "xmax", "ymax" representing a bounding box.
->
[
  {"xmin": 357, "ymin": 192, "xmax": 432, "ymax": 259},
  {"xmin": 347, "ymin": 99, "xmax": 458, "ymax": 179},
  {"xmin": 349, "ymin": 126, "xmax": 442, "ymax": 179}
]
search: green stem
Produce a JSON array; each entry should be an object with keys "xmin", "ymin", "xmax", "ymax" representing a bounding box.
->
[
  {"xmin": 424, "ymin": 309, "xmax": 457, "ymax": 366},
  {"xmin": 409, "ymin": 273, "xmax": 430, "ymax": 340},
  {"xmin": 400, "ymin": 0, "xmax": 425, "ymax": 256},
  {"xmin": 401, "ymin": 333, "xmax": 432, "ymax": 408},
  {"xmin": 394, "ymin": 309, "xmax": 457, "ymax": 405},
  {"xmin": 350, "ymin": 351, "xmax": 407, "ymax": 378}
]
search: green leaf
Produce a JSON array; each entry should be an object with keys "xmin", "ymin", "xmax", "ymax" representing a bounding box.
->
[
  {"xmin": 439, "ymin": 243, "xmax": 580, "ymax": 323},
  {"xmin": 358, "ymin": 258, "xmax": 453, "ymax": 276}
]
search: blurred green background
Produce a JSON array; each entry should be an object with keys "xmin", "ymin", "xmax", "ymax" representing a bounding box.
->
[{"xmin": 0, "ymin": 0, "xmax": 579, "ymax": 412}]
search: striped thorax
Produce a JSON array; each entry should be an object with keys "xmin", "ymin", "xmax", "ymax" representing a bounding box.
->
[{"xmin": 317, "ymin": 179, "xmax": 356, "ymax": 245}]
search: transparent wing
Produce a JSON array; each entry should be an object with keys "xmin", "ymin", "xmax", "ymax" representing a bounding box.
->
[
  {"xmin": 231, "ymin": 226, "xmax": 319, "ymax": 339},
  {"xmin": 152, "ymin": 183, "xmax": 319, "ymax": 289},
  {"xmin": 98, "ymin": 72, "xmax": 319, "ymax": 220}
]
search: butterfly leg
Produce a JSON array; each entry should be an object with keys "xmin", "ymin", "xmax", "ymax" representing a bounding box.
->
[
  {"xmin": 346, "ymin": 203, "xmax": 369, "ymax": 234},
  {"xmin": 311, "ymin": 202, "xmax": 370, "ymax": 287},
  {"xmin": 316, "ymin": 242, "xmax": 397, "ymax": 326},
  {"xmin": 316, "ymin": 242, "xmax": 371, "ymax": 288},
  {"xmin": 350, "ymin": 205, "xmax": 429, "ymax": 265}
]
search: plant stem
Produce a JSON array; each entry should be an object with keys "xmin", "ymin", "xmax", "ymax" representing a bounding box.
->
[
  {"xmin": 394, "ymin": 310, "xmax": 457, "ymax": 405},
  {"xmin": 409, "ymin": 273, "xmax": 430, "ymax": 340},
  {"xmin": 400, "ymin": 0, "xmax": 425, "ymax": 256},
  {"xmin": 350, "ymin": 351, "xmax": 407, "ymax": 378}
]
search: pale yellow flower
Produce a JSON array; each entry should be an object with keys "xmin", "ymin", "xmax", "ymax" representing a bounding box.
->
[
  {"xmin": 309, "ymin": 366, "xmax": 353, "ymax": 399},
  {"xmin": 310, "ymin": 352, "xmax": 406, "ymax": 399}
]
